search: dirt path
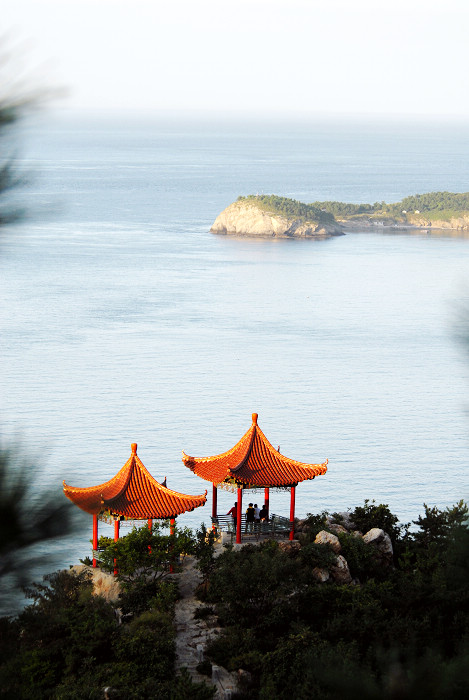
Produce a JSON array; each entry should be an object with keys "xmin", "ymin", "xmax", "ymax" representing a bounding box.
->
[{"xmin": 174, "ymin": 555, "xmax": 238, "ymax": 699}]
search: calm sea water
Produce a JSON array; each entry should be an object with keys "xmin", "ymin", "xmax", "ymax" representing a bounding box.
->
[{"xmin": 1, "ymin": 112, "xmax": 469, "ymax": 600}]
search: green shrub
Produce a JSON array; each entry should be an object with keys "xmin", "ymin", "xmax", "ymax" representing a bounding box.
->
[
  {"xmin": 196, "ymin": 659, "xmax": 212, "ymax": 676},
  {"xmin": 194, "ymin": 605, "xmax": 215, "ymax": 620},
  {"xmin": 194, "ymin": 523, "xmax": 217, "ymax": 581},
  {"xmin": 351, "ymin": 500, "xmax": 401, "ymax": 542},
  {"xmin": 299, "ymin": 542, "xmax": 337, "ymax": 571},
  {"xmin": 301, "ymin": 511, "xmax": 330, "ymax": 541},
  {"xmin": 99, "ymin": 522, "xmax": 195, "ymax": 584},
  {"xmin": 96, "ymin": 535, "xmax": 114, "ymax": 549},
  {"xmin": 206, "ymin": 544, "xmax": 301, "ymax": 628},
  {"xmin": 337, "ymin": 532, "xmax": 378, "ymax": 580},
  {"xmin": 413, "ymin": 500, "xmax": 468, "ymax": 549}
]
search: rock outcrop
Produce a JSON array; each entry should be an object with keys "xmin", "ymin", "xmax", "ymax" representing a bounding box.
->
[
  {"xmin": 408, "ymin": 214, "xmax": 469, "ymax": 230},
  {"xmin": 314, "ymin": 530, "xmax": 342, "ymax": 554},
  {"xmin": 294, "ymin": 515, "xmax": 395, "ymax": 584},
  {"xmin": 211, "ymin": 200, "xmax": 343, "ymax": 238},
  {"xmin": 70, "ymin": 564, "xmax": 121, "ymax": 602},
  {"xmin": 330, "ymin": 554, "xmax": 353, "ymax": 584},
  {"xmin": 362, "ymin": 527, "xmax": 393, "ymax": 565}
]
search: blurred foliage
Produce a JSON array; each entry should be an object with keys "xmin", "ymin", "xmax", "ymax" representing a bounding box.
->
[
  {"xmin": 0, "ymin": 52, "xmax": 75, "ymax": 613},
  {"xmin": 0, "ymin": 446, "xmax": 74, "ymax": 588}
]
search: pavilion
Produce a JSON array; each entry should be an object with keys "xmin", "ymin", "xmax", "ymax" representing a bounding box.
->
[
  {"xmin": 182, "ymin": 413, "xmax": 328, "ymax": 543},
  {"xmin": 63, "ymin": 443, "xmax": 207, "ymax": 567}
]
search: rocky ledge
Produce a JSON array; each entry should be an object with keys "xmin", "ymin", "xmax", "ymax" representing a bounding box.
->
[{"xmin": 210, "ymin": 200, "xmax": 343, "ymax": 238}]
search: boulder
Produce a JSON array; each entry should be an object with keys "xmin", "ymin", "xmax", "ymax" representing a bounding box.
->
[
  {"xmin": 312, "ymin": 567, "xmax": 330, "ymax": 583},
  {"xmin": 328, "ymin": 523, "xmax": 348, "ymax": 535},
  {"xmin": 314, "ymin": 530, "xmax": 341, "ymax": 554},
  {"xmin": 70, "ymin": 564, "xmax": 121, "ymax": 603},
  {"xmin": 362, "ymin": 528, "xmax": 393, "ymax": 564},
  {"xmin": 330, "ymin": 555, "xmax": 352, "ymax": 584},
  {"xmin": 210, "ymin": 200, "xmax": 343, "ymax": 238},
  {"xmin": 278, "ymin": 540, "xmax": 301, "ymax": 554},
  {"xmin": 327, "ymin": 512, "xmax": 357, "ymax": 531}
]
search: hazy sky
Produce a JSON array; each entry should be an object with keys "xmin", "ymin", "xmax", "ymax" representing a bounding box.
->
[{"xmin": 4, "ymin": 0, "xmax": 469, "ymax": 117}]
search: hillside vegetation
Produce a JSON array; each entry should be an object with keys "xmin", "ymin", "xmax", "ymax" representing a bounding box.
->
[
  {"xmin": 238, "ymin": 192, "xmax": 469, "ymax": 226},
  {"xmin": 237, "ymin": 194, "xmax": 336, "ymax": 226},
  {"xmin": 199, "ymin": 500, "xmax": 469, "ymax": 700},
  {"xmin": 1, "ymin": 501, "xmax": 468, "ymax": 699},
  {"xmin": 311, "ymin": 190, "xmax": 469, "ymax": 223}
]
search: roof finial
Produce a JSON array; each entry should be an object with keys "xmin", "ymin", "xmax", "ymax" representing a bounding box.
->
[
  {"xmin": 131, "ymin": 443, "xmax": 137, "ymax": 454},
  {"xmin": 252, "ymin": 413, "xmax": 258, "ymax": 424}
]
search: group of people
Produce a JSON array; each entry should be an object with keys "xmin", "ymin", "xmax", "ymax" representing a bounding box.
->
[{"xmin": 227, "ymin": 502, "xmax": 268, "ymax": 533}]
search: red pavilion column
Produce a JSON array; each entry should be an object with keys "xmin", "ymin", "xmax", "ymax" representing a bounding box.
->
[
  {"xmin": 169, "ymin": 518, "xmax": 175, "ymax": 573},
  {"xmin": 92, "ymin": 514, "xmax": 98, "ymax": 568},
  {"xmin": 113, "ymin": 519, "xmax": 120, "ymax": 576},
  {"xmin": 264, "ymin": 487, "xmax": 270, "ymax": 518},
  {"xmin": 212, "ymin": 483, "xmax": 218, "ymax": 523},
  {"xmin": 236, "ymin": 487, "xmax": 243, "ymax": 544},
  {"xmin": 289, "ymin": 485, "xmax": 296, "ymax": 541}
]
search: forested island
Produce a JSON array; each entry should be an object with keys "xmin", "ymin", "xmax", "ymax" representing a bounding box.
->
[{"xmin": 211, "ymin": 192, "xmax": 469, "ymax": 237}]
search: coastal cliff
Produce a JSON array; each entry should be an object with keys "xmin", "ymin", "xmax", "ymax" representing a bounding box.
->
[
  {"xmin": 407, "ymin": 213, "xmax": 469, "ymax": 230},
  {"xmin": 210, "ymin": 196, "xmax": 343, "ymax": 238}
]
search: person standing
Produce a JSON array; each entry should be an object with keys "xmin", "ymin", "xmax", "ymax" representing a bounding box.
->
[
  {"xmin": 245, "ymin": 503, "xmax": 255, "ymax": 533},
  {"xmin": 253, "ymin": 503, "xmax": 261, "ymax": 533},
  {"xmin": 227, "ymin": 502, "xmax": 237, "ymax": 533}
]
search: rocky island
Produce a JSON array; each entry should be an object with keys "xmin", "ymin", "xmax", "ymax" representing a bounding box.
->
[
  {"xmin": 211, "ymin": 191, "xmax": 469, "ymax": 237},
  {"xmin": 210, "ymin": 195, "xmax": 344, "ymax": 238}
]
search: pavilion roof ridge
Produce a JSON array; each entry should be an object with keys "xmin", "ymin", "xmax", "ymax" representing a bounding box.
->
[
  {"xmin": 255, "ymin": 421, "xmax": 329, "ymax": 470},
  {"xmin": 63, "ymin": 443, "xmax": 207, "ymax": 519},
  {"xmin": 229, "ymin": 423, "xmax": 256, "ymax": 473},
  {"xmin": 62, "ymin": 454, "xmax": 132, "ymax": 498},
  {"xmin": 181, "ymin": 426, "xmax": 253, "ymax": 465},
  {"xmin": 182, "ymin": 413, "xmax": 328, "ymax": 488}
]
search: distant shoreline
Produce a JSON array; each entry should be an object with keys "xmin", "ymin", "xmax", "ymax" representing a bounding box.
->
[{"xmin": 211, "ymin": 193, "xmax": 469, "ymax": 239}]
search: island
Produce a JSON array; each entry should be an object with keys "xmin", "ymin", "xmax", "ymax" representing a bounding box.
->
[
  {"xmin": 210, "ymin": 192, "xmax": 469, "ymax": 237},
  {"xmin": 210, "ymin": 195, "xmax": 344, "ymax": 238}
]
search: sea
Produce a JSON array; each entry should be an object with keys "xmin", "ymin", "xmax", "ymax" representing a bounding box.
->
[{"xmin": 1, "ymin": 111, "xmax": 469, "ymax": 606}]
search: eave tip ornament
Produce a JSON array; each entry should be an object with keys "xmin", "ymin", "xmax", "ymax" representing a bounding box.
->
[{"xmin": 252, "ymin": 413, "xmax": 258, "ymax": 424}]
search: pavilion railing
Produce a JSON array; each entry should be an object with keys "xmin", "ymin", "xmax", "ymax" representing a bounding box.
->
[{"xmin": 211, "ymin": 513, "xmax": 291, "ymax": 539}]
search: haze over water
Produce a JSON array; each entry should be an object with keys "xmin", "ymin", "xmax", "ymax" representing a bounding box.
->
[{"xmin": 1, "ymin": 113, "xmax": 469, "ymax": 579}]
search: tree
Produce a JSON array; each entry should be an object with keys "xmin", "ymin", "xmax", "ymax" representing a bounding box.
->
[{"xmin": 98, "ymin": 521, "xmax": 195, "ymax": 585}]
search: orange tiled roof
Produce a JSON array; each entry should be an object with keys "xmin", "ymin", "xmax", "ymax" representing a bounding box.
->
[
  {"xmin": 63, "ymin": 444, "xmax": 207, "ymax": 519},
  {"xmin": 182, "ymin": 414, "xmax": 328, "ymax": 487}
]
